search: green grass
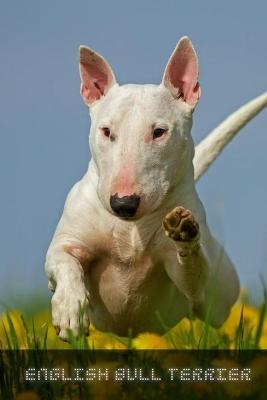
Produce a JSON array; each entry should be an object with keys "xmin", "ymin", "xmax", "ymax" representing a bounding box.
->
[
  {"xmin": 0, "ymin": 286, "xmax": 266, "ymax": 351},
  {"xmin": 0, "ymin": 286, "xmax": 266, "ymax": 400}
]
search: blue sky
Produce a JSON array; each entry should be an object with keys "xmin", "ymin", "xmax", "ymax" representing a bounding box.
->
[{"xmin": 0, "ymin": 0, "xmax": 267, "ymax": 307}]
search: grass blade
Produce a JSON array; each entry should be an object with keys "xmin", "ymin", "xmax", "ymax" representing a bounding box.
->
[
  {"xmin": 6, "ymin": 312, "xmax": 19, "ymax": 349},
  {"xmin": 254, "ymin": 278, "xmax": 267, "ymax": 348}
]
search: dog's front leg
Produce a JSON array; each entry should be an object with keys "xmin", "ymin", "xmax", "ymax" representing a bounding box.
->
[
  {"xmin": 163, "ymin": 205, "xmax": 239, "ymax": 327},
  {"xmin": 163, "ymin": 207, "xmax": 209, "ymax": 310},
  {"xmin": 163, "ymin": 205, "xmax": 238, "ymax": 327},
  {"xmin": 45, "ymin": 247, "xmax": 90, "ymax": 341}
]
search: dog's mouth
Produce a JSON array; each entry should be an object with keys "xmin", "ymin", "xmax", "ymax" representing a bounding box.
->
[
  {"xmin": 111, "ymin": 208, "xmax": 141, "ymax": 221},
  {"xmin": 114, "ymin": 213, "xmax": 140, "ymax": 221}
]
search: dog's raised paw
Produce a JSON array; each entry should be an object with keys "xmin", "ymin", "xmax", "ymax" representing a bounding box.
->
[{"xmin": 163, "ymin": 206, "xmax": 199, "ymax": 242}]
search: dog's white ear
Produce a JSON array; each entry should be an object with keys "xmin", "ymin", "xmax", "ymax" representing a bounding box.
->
[
  {"xmin": 162, "ymin": 37, "xmax": 201, "ymax": 106},
  {"xmin": 79, "ymin": 46, "xmax": 117, "ymax": 106}
]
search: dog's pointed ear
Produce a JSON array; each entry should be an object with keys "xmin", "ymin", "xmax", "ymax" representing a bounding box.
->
[
  {"xmin": 162, "ymin": 37, "xmax": 201, "ymax": 106},
  {"xmin": 79, "ymin": 46, "xmax": 117, "ymax": 106}
]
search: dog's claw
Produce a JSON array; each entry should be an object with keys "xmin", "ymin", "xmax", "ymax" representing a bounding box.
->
[{"xmin": 163, "ymin": 206, "xmax": 199, "ymax": 242}]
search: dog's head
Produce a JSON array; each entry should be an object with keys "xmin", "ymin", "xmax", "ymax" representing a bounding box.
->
[{"xmin": 79, "ymin": 37, "xmax": 201, "ymax": 220}]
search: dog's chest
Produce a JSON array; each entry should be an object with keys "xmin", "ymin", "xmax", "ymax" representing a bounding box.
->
[
  {"xmin": 87, "ymin": 225, "xmax": 162, "ymax": 313},
  {"xmin": 90, "ymin": 224, "xmax": 156, "ymax": 297},
  {"xmin": 82, "ymin": 221, "xmax": 186, "ymax": 335},
  {"xmin": 111, "ymin": 223, "xmax": 147, "ymax": 262},
  {"xmin": 87, "ymin": 252, "xmax": 173, "ymax": 334}
]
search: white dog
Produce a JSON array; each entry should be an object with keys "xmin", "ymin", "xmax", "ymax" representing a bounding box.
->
[{"xmin": 45, "ymin": 37, "xmax": 267, "ymax": 341}]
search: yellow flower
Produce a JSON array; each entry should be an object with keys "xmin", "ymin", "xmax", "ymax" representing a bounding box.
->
[
  {"xmin": 259, "ymin": 332, "xmax": 267, "ymax": 349},
  {"xmin": 221, "ymin": 302, "xmax": 267, "ymax": 348},
  {"xmin": 1, "ymin": 290, "xmax": 266, "ymax": 351},
  {"xmin": 0, "ymin": 310, "xmax": 26, "ymax": 349},
  {"xmin": 132, "ymin": 333, "xmax": 171, "ymax": 349},
  {"xmin": 88, "ymin": 328, "xmax": 127, "ymax": 349},
  {"xmin": 167, "ymin": 317, "xmax": 204, "ymax": 348}
]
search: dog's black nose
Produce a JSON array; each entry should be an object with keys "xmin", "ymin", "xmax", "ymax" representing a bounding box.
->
[{"xmin": 110, "ymin": 194, "xmax": 140, "ymax": 218}]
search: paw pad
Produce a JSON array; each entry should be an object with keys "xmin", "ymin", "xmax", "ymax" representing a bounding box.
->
[{"xmin": 163, "ymin": 206, "xmax": 199, "ymax": 242}]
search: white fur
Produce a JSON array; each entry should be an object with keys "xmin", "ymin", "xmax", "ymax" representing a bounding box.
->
[{"xmin": 45, "ymin": 38, "xmax": 266, "ymax": 340}]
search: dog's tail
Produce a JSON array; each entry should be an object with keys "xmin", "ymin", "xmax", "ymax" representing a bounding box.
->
[{"xmin": 193, "ymin": 91, "xmax": 267, "ymax": 182}]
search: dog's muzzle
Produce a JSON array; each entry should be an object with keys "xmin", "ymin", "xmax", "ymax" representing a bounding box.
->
[{"xmin": 110, "ymin": 194, "xmax": 140, "ymax": 218}]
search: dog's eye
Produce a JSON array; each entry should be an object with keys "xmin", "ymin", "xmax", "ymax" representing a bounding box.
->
[
  {"xmin": 153, "ymin": 128, "xmax": 168, "ymax": 140},
  {"xmin": 102, "ymin": 127, "xmax": 111, "ymax": 138},
  {"xmin": 100, "ymin": 127, "xmax": 116, "ymax": 142}
]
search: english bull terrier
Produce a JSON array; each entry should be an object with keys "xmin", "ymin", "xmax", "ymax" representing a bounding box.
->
[{"xmin": 45, "ymin": 36, "xmax": 266, "ymax": 341}]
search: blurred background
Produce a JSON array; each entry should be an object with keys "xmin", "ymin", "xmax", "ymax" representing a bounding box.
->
[{"xmin": 0, "ymin": 0, "xmax": 267, "ymax": 311}]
